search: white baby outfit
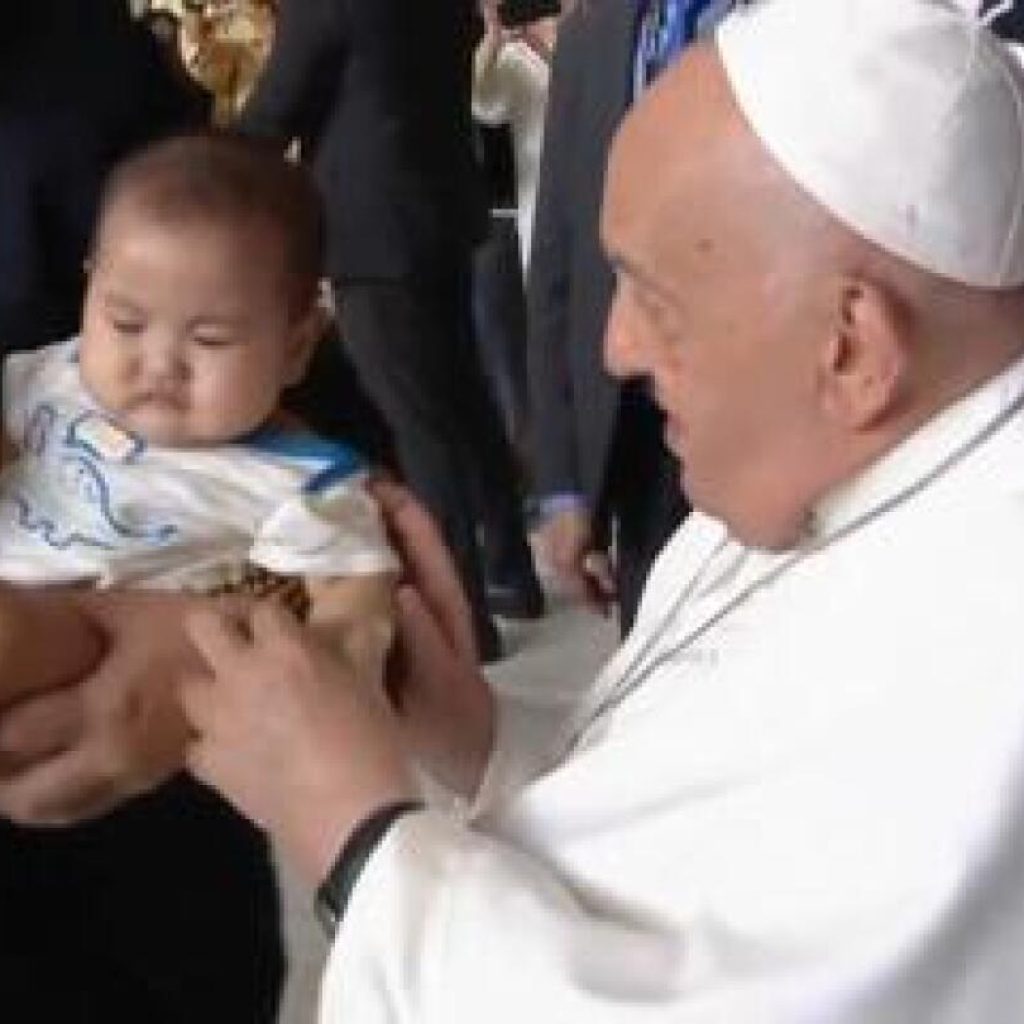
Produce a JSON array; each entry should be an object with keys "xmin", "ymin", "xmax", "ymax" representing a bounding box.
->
[{"xmin": 0, "ymin": 338, "xmax": 398, "ymax": 590}]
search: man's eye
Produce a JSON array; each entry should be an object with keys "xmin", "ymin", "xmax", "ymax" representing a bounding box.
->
[{"xmin": 636, "ymin": 292, "xmax": 678, "ymax": 335}]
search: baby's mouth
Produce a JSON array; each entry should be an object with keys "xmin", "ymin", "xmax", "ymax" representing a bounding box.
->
[{"xmin": 131, "ymin": 390, "xmax": 186, "ymax": 411}]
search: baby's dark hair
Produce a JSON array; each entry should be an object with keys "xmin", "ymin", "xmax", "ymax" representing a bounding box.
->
[{"xmin": 94, "ymin": 132, "xmax": 324, "ymax": 314}]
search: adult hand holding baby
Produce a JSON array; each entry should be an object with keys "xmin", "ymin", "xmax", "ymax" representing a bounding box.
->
[
  {"xmin": 0, "ymin": 589, "xmax": 226, "ymax": 825},
  {"xmin": 182, "ymin": 600, "xmax": 416, "ymax": 884},
  {"xmin": 179, "ymin": 482, "xmax": 495, "ymax": 880}
]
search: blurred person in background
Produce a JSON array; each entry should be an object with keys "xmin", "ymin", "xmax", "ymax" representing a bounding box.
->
[
  {"xmin": 470, "ymin": 0, "xmax": 565, "ymax": 465},
  {"xmin": 527, "ymin": 0, "xmax": 734, "ymax": 630},
  {"xmin": 473, "ymin": 0, "xmax": 562, "ymax": 272},
  {"xmin": 0, "ymin": 0, "xmax": 209, "ymax": 355},
  {"xmin": 237, "ymin": 0, "xmax": 545, "ymax": 660},
  {"xmin": 141, "ymin": 7, "xmax": 215, "ymax": 123}
]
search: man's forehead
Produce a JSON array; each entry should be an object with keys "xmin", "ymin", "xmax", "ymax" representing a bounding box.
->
[
  {"xmin": 601, "ymin": 49, "xmax": 735, "ymax": 264},
  {"xmin": 600, "ymin": 130, "xmax": 669, "ymax": 282}
]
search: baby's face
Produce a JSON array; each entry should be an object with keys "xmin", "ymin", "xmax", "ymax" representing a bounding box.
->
[{"xmin": 80, "ymin": 202, "xmax": 315, "ymax": 447}]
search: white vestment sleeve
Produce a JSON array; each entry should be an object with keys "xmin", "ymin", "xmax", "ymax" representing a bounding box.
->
[
  {"xmin": 469, "ymin": 688, "xmax": 577, "ymax": 813},
  {"xmin": 318, "ymin": 363, "xmax": 1024, "ymax": 1022},
  {"xmin": 318, "ymin": 810, "xmax": 685, "ymax": 1024}
]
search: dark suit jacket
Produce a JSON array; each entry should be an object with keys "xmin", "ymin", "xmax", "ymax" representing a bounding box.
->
[
  {"xmin": 986, "ymin": 0, "xmax": 1024, "ymax": 40},
  {"xmin": 526, "ymin": 0, "xmax": 635, "ymax": 512},
  {"xmin": 237, "ymin": 0, "xmax": 486, "ymax": 282},
  {"xmin": 0, "ymin": 0, "xmax": 207, "ymax": 354}
]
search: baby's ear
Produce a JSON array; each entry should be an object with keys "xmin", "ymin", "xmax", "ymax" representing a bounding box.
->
[{"xmin": 284, "ymin": 303, "xmax": 329, "ymax": 387}]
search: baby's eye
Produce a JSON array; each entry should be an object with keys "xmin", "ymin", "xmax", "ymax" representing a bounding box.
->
[
  {"xmin": 111, "ymin": 318, "xmax": 145, "ymax": 336},
  {"xmin": 192, "ymin": 333, "xmax": 236, "ymax": 349}
]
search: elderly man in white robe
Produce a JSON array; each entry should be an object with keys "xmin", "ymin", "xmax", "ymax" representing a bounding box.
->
[{"xmin": 169, "ymin": 0, "xmax": 1024, "ymax": 1019}]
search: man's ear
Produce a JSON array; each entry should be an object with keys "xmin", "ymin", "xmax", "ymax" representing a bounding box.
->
[
  {"xmin": 284, "ymin": 302, "xmax": 329, "ymax": 387},
  {"xmin": 816, "ymin": 276, "xmax": 910, "ymax": 431}
]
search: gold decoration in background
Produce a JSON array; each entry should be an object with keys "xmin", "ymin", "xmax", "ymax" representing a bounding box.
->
[{"xmin": 142, "ymin": 0, "xmax": 276, "ymax": 123}]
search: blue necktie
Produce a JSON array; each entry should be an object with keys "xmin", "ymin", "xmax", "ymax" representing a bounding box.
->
[{"xmin": 634, "ymin": 0, "xmax": 723, "ymax": 94}]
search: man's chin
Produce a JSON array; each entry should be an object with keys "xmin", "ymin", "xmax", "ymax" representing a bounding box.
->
[{"xmin": 706, "ymin": 500, "xmax": 807, "ymax": 552}]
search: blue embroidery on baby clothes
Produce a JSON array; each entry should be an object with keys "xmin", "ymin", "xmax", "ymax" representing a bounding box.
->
[
  {"xmin": 5, "ymin": 402, "xmax": 178, "ymax": 552},
  {"xmin": 9, "ymin": 451, "xmax": 177, "ymax": 551},
  {"xmin": 11, "ymin": 490, "xmax": 115, "ymax": 551},
  {"xmin": 23, "ymin": 403, "xmax": 57, "ymax": 456}
]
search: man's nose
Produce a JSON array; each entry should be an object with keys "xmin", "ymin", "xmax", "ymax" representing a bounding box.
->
[{"xmin": 603, "ymin": 288, "xmax": 641, "ymax": 380}]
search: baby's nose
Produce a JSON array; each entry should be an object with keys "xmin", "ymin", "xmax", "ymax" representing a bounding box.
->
[{"xmin": 142, "ymin": 340, "xmax": 190, "ymax": 381}]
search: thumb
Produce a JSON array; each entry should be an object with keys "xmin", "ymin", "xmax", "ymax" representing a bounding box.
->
[{"xmin": 386, "ymin": 584, "xmax": 460, "ymax": 714}]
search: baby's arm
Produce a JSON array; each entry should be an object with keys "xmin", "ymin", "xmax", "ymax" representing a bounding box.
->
[{"xmin": 304, "ymin": 572, "xmax": 397, "ymax": 686}]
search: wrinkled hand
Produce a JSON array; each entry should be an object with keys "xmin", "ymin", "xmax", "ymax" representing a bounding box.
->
[
  {"xmin": 370, "ymin": 480, "xmax": 495, "ymax": 796},
  {"xmin": 0, "ymin": 590, "xmax": 207, "ymax": 826},
  {"xmin": 182, "ymin": 601, "xmax": 415, "ymax": 884},
  {"xmin": 535, "ymin": 506, "xmax": 616, "ymax": 614}
]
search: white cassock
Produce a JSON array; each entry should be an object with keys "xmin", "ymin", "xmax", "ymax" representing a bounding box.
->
[{"xmin": 320, "ymin": 353, "xmax": 1024, "ymax": 1022}]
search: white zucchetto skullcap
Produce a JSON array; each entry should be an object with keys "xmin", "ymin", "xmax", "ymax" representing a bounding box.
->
[{"xmin": 716, "ymin": 0, "xmax": 1024, "ymax": 289}]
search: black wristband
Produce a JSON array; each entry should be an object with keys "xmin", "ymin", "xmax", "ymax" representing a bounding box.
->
[{"xmin": 314, "ymin": 799, "xmax": 424, "ymax": 936}]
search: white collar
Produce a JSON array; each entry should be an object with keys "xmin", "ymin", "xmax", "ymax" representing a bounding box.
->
[{"xmin": 569, "ymin": 352, "xmax": 1024, "ymax": 748}]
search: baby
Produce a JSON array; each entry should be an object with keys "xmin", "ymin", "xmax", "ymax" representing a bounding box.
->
[{"xmin": 0, "ymin": 132, "xmax": 398, "ymax": 708}]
